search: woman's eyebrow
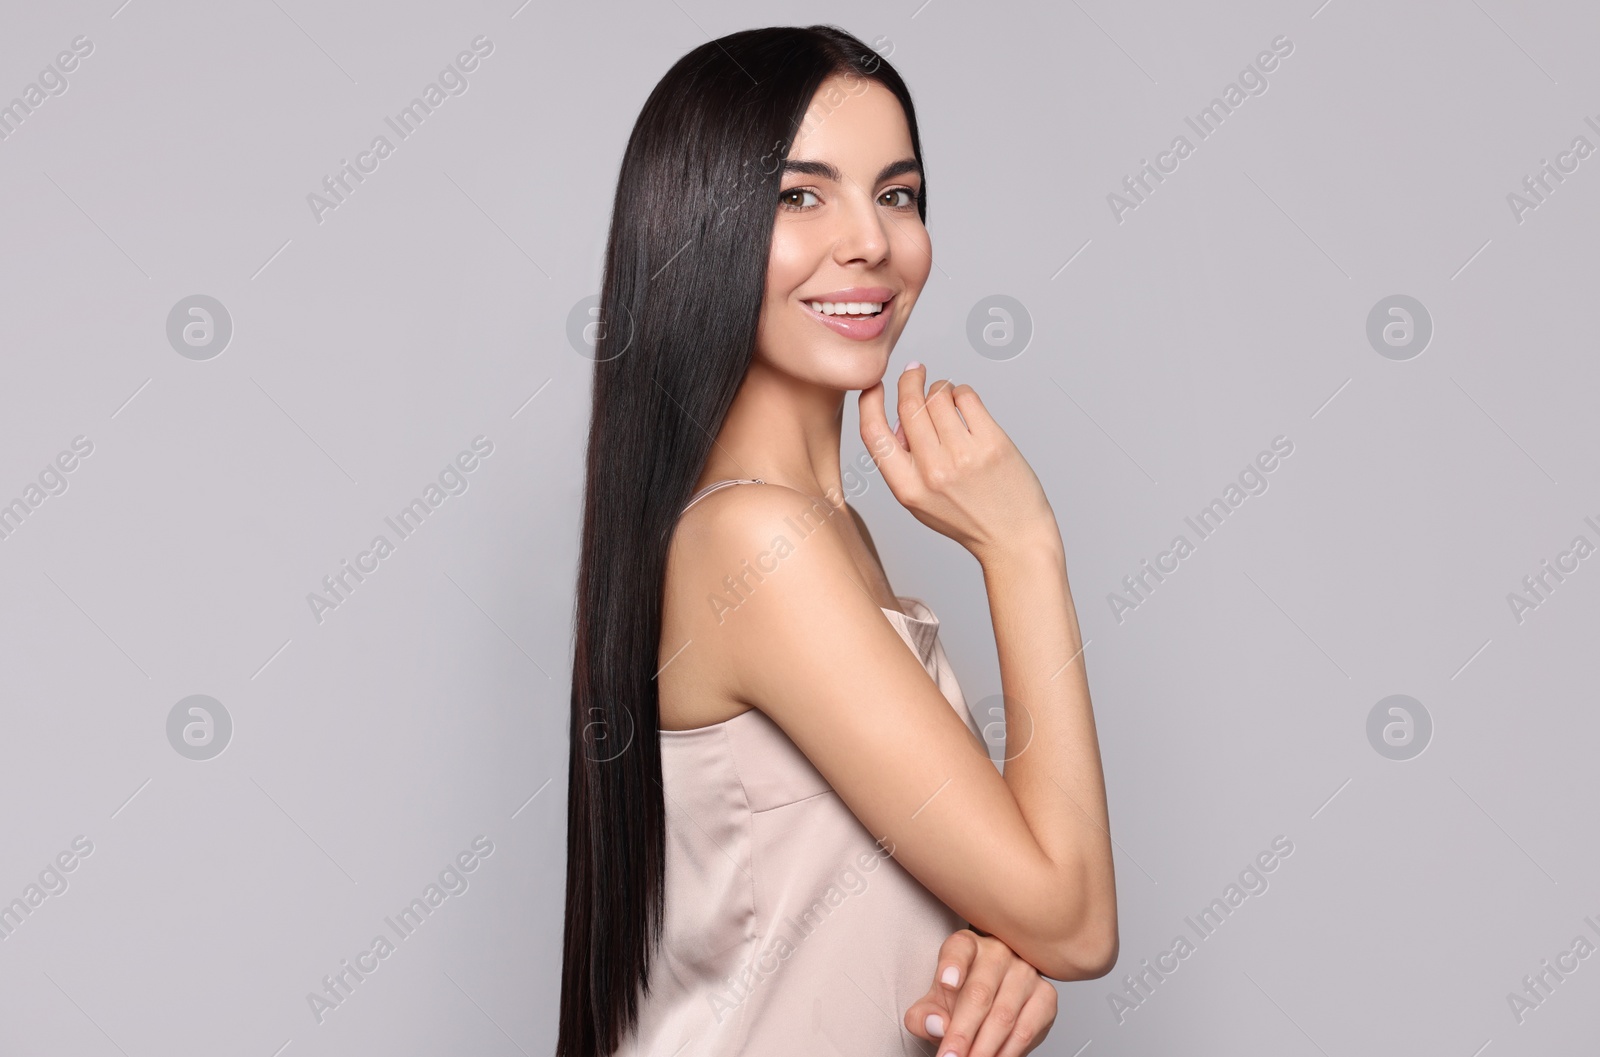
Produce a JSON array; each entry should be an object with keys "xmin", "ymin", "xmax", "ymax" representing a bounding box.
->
[{"xmin": 779, "ymin": 157, "xmax": 921, "ymax": 184}]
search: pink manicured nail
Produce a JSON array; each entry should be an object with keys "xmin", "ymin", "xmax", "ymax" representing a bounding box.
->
[
  {"xmin": 903, "ymin": 360, "xmax": 921, "ymax": 372},
  {"xmin": 941, "ymin": 965, "xmax": 959, "ymax": 987},
  {"xmin": 925, "ymin": 1013, "xmax": 945, "ymax": 1038}
]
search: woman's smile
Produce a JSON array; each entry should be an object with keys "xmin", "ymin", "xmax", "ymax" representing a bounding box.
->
[{"xmin": 798, "ymin": 287, "xmax": 897, "ymax": 340}]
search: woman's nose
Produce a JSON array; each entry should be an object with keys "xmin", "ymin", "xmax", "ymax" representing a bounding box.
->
[{"xmin": 831, "ymin": 192, "xmax": 891, "ymax": 266}]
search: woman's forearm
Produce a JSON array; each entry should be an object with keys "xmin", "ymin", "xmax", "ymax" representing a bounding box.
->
[{"xmin": 976, "ymin": 526, "xmax": 1118, "ymax": 975}]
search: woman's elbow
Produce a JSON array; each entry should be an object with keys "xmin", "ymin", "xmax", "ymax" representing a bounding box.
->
[
  {"xmin": 1009, "ymin": 858, "xmax": 1119, "ymax": 978},
  {"xmin": 1043, "ymin": 912, "xmax": 1119, "ymax": 980}
]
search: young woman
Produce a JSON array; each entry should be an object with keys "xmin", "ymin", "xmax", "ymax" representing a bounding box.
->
[{"xmin": 560, "ymin": 25, "xmax": 1118, "ymax": 1057}]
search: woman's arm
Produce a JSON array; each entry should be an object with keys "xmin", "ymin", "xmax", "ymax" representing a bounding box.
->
[
  {"xmin": 691, "ymin": 369, "xmax": 1116, "ymax": 979},
  {"xmin": 745, "ymin": 525, "xmax": 1059, "ymax": 1057}
]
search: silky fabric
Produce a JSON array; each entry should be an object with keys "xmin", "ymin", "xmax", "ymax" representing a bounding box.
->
[{"xmin": 616, "ymin": 479, "xmax": 987, "ymax": 1055}]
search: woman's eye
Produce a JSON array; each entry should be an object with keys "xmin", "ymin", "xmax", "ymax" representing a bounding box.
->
[
  {"xmin": 779, "ymin": 187, "xmax": 819, "ymax": 210},
  {"xmin": 778, "ymin": 186, "xmax": 919, "ymax": 212}
]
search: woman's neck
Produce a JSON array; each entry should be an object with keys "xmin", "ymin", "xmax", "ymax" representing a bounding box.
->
[{"xmin": 701, "ymin": 359, "xmax": 849, "ymax": 508}]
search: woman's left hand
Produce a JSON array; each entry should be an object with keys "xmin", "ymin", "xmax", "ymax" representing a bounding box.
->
[{"xmin": 903, "ymin": 928, "xmax": 1058, "ymax": 1057}]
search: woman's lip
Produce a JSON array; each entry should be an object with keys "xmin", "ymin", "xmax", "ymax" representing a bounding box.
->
[{"xmin": 799, "ymin": 293, "xmax": 893, "ymax": 341}]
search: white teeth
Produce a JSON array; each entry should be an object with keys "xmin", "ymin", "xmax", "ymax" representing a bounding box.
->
[{"xmin": 808, "ymin": 301, "xmax": 884, "ymax": 316}]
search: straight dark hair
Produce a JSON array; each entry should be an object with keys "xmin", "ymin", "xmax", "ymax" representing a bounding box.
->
[{"xmin": 558, "ymin": 24, "xmax": 929, "ymax": 1057}]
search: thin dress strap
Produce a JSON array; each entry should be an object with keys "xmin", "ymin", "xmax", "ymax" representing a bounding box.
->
[{"xmin": 681, "ymin": 477, "xmax": 765, "ymax": 514}]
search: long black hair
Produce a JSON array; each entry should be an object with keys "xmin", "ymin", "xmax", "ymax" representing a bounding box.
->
[{"xmin": 558, "ymin": 24, "xmax": 928, "ymax": 1056}]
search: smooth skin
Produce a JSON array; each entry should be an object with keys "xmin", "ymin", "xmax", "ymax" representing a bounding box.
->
[{"xmin": 659, "ymin": 71, "xmax": 1117, "ymax": 1057}]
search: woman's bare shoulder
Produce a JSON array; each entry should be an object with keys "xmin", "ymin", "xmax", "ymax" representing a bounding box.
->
[
  {"xmin": 661, "ymin": 482, "xmax": 858, "ymax": 709},
  {"xmin": 670, "ymin": 480, "xmax": 846, "ymax": 563},
  {"xmin": 663, "ymin": 481, "xmax": 878, "ymax": 665}
]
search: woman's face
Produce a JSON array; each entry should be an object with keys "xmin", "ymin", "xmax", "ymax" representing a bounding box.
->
[{"xmin": 753, "ymin": 72, "xmax": 932, "ymax": 391}]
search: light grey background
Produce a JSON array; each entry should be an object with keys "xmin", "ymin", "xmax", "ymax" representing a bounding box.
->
[{"xmin": 2, "ymin": 0, "xmax": 1596, "ymax": 1054}]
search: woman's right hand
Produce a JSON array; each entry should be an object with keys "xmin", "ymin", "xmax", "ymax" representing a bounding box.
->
[
  {"xmin": 858, "ymin": 363, "xmax": 1057, "ymax": 563},
  {"xmin": 903, "ymin": 928, "xmax": 1059, "ymax": 1057}
]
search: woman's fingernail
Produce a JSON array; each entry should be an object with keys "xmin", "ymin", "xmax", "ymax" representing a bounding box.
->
[
  {"xmin": 903, "ymin": 360, "xmax": 921, "ymax": 372},
  {"xmin": 940, "ymin": 965, "xmax": 960, "ymax": 987},
  {"xmin": 925, "ymin": 1013, "xmax": 945, "ymax": 1038}
]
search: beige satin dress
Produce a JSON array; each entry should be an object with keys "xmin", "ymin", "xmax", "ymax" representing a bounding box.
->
[{"xmin": 616, "ymin": 479, "xmax": 989, "ymax": 1056}]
